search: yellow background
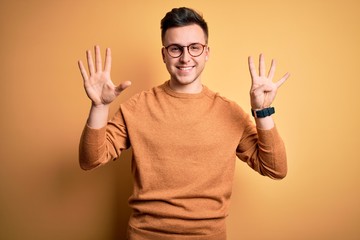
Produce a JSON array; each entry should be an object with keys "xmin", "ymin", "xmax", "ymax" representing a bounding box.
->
[{"xmin": 1, "ymin": 0, "xmax": 359, "ymax": 239}]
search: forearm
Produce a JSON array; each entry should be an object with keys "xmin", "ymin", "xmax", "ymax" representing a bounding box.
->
[
  {"xmin": 254, "ymin": 113, "xmax": 287, "ymax": 178},
  {"xmin": 254, "ymin": 115, "xmax": 274, "ymax": 130},
  {"xmin": 79, "ymin": 125, "xmax": 108, "ymax": 170},
  {"xmin": 79, "ymin": 104, "xmax": 110, "ymax": 170},
  {"xmin": 238, "ymin": 121, "xmax": 287, "ymax": 179},
  {"xmin": 79, "ymin": 105, "xmax": 128, "ymax": 170},
  {"xmin": 256, "ymin": 126, "xmax": 287, "ymax": 179}
]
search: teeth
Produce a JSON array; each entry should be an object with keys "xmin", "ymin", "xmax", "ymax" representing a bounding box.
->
[{"xmin": 179, "ymin": 67, "xmax": 193, "ymax": 70}]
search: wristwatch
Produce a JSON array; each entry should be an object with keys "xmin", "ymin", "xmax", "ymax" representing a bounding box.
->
[{"xmin": 251, "ymin": 107, "xmax": 275, "ymax": 118}]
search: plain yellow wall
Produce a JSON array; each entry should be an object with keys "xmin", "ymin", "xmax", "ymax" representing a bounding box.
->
[{"xmin": 1, "ymin": 0, "xmax": 359, "ymax": 239}]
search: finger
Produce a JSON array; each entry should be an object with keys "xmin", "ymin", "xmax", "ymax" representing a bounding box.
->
[
  {"xmin": 268, "ymin": 59, "xmax": 276, "ymax": 81},
  {"xmin": 78, "ymin": 60, "xmax": 89, "ymax": 82},
  {"xmin": 115, "ymin": 81, "xmax": 132, "ymax": 94},
  {"xmin": 104, "ymin": 48, "xmax": 112, "ymax": 72},
  {"xmin": 275, "ymin": 72, "xmax": 290, "ymax": 88},
  {"xmin": 95, "ymin": 45, "xmax": 102, "ymax": 72},
  {"xmin": 248, "ymin": 56, "xmax": 258, "ymax": 80},
  {"xmin": 86, "ymin": 49, "xmax": 95, "ymax": 75},
  {"xmin": 259, "ymin": 53, "xmax": 266, "ymax": 77}
]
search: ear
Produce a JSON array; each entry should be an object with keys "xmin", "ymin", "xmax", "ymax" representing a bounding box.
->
[
  {"xmin": 161, "ymin": 47, "xmax": 166, "ymax": 63},
  {"xmin": 205, "ymin": 46, "xmax": 210, "ymax": 61}
]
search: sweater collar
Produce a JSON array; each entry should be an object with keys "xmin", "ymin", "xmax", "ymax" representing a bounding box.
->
[{"xmin": 162, "ymin": 81, "xmax": 207, "ymax": 99}]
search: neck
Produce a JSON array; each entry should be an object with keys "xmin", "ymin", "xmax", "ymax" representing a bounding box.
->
[{"xmin": 168, "ymin": 79, "xmax": 203, "ymax": 94}]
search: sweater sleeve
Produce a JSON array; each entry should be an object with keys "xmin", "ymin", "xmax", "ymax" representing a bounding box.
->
[
  {"xmin": 236, "ymin": 120, "xmax": 287, "ymax": 179},
  {"xmin": 79, "ymin": 107, "xmax": 130, "ymax": 170}
]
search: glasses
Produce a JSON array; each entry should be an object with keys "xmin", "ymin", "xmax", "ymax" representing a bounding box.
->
[{"xmin": 164, "ymin": 43, "xmax": 207, "ymax": 58}]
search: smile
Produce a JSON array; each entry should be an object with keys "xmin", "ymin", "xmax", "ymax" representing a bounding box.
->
[{"xmin": 177, "ymin": 66, "xmax": 195, "ymax": 71}]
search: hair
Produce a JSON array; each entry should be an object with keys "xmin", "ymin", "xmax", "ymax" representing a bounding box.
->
[{"xmin": 161, "ymin": 7, "xmax": 209, "ymax": 44}]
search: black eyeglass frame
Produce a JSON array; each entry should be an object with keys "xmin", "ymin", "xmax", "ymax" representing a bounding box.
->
[{"xmin": 163, "ymin": 43, "xmax": 207, "ymax": 58}]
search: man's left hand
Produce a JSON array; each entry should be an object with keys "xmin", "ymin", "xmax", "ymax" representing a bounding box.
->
[{"xmin": 248, "ymin": 54, "xmax": 290, "ymax": 110}]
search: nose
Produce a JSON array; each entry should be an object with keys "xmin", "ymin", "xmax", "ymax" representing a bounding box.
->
[{"xmin": 179, "ymin": 46, "xmax": 191, "ymax": 62}]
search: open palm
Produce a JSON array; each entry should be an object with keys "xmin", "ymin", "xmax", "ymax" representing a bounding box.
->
[
  {"xmin": 248, "ymin": 54, "xmax": 289, "ymax": 110},
  {"xmin": 78, "ymin": 45, "xmax": 131, "ymax": 106}
]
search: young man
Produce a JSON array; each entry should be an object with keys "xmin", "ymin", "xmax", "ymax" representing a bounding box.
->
[{"xmin": 78, "ymin": 7, "xmax": 289, "ymax": 240}]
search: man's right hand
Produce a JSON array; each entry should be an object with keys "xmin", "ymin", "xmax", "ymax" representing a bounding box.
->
[
  {"xmin": 78, "ymin": 45, "xmax": 131, "ymax": 128},
  {"xmin": 78, "ymin": 45, "xmax": 131, "ymax": 107}
]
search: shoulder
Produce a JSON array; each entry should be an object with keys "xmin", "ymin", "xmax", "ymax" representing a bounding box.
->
[
  {"xmin": 203, "ymin": 86, "xmax": 253, "ymax": 130},
  {"xmin": 203, "ymin": 86, "xmax": 246, "ymax": 115},
  {"xmin": 203, "ymin": 86, "xmax": 253, "ymax": 126},
  {"xmin": 120, "ymin": 83, "xmax": 165, "ymax": 110}
]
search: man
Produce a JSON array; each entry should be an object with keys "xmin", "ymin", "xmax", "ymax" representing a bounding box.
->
[{"xmin": 78, "ymin": 7, "xmax": 289, "ymax": 240}]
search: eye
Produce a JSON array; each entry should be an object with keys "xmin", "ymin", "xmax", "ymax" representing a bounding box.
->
[
  {"xmin": 168, "ymin": 45, "xmax": 182, "ymax": 52},
  {"xmin": 190, "ymin": 44, "xmax": 202, "ymax": 51}
]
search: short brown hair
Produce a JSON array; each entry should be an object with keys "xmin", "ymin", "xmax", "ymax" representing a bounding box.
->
[{"xmin": 161, "ymin": 7, "xmax": 209, "ymax": 44}]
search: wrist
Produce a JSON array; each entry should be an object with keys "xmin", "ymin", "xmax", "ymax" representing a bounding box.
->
[
  {"xmin": 251, "ymin": 107, "xmax": 275, "ymax": 118},
  {"xmin": 87, "ymin": 104, "xmax": 110, "ymax": 129},
  {"xmin": 92, "ymin": 103, "xmax": 109, "ymax": 107},
  {"xmin": 255, "ymin": 116, "xmax": 275, "ymax": 130}
]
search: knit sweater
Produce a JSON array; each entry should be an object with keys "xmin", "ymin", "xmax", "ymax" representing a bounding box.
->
[{"xmin": 79, "ymin": 81, "xmax": 287, "ymax": 239}]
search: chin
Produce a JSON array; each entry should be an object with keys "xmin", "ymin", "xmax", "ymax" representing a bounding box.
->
[
  {"xmin": 173, "ymin": 74, "xmax": 200, "ymax": 85},
  {"xmin": 177, "ymin": 78, "xmax": 196, "ymax": 85}
]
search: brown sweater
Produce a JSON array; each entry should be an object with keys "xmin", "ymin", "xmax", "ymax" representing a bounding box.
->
[{"xmin": 79, "ymin": 81, "xmax": 287, "ymax": 239}]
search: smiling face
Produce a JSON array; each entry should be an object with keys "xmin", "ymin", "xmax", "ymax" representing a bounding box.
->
[{"xmin": 162, "ymin": 24, "xmax": 209, "ymax": 93}]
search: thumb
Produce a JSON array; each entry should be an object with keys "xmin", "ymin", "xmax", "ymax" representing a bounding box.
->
[
  {"xmin": 115, "ymin": 81, "xmax": 132, "ymax": 94},
  {"xmin": 275, "ymin": 72, "xmax": 290, "ymax": 88}
]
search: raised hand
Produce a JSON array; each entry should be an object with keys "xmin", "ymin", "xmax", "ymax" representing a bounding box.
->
[
  {"xmin": 78, "ymin": 45, "xmax": 131, "ymax": 106},
  {"xmin": 248, "ymin": 54, "xmax": 289, "ymax": 110}
]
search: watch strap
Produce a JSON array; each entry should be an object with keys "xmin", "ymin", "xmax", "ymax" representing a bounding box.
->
[{"xmin": 251, "ymin": 107, "xmax": 275, "ymax": 118}]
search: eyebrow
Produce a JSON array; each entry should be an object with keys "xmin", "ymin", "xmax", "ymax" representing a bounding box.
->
[{"xmin": 164, "ymin": 42, "xmax": 204, "ymax": 47}]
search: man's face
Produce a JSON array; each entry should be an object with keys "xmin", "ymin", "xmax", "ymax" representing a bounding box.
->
[{"xmin": 162, "ymin": 24, "xmax": 209, "ymax": 92}]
